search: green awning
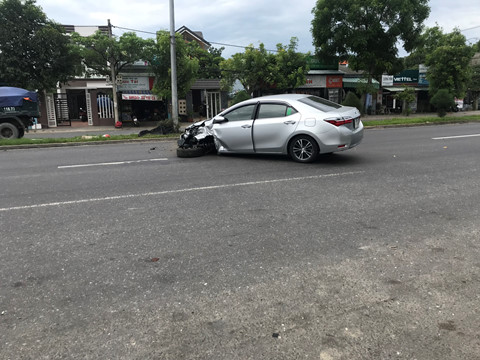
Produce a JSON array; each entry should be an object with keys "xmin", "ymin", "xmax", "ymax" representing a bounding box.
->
[{"xmin": 383, "ymin": 87, "xmax": 428, "ymax": 92}]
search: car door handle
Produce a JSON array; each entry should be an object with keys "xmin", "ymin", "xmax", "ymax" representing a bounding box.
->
[
  {"xmin": 284, "ymin": 120, "xmax": 296, "ymax": 125},
  {"xmin": 241, "ymin": 124, "xmax": 252, "ymax": 128}
]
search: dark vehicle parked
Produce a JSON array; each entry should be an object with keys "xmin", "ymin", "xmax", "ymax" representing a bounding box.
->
[{"xmin": 0, "ymin": 87, "xmax": 40, "ymax": 139}]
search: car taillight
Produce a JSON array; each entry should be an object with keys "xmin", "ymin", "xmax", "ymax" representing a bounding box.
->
[{"xmin": 324, "ymin": 117, "xmax": 354, "ymax": 126}]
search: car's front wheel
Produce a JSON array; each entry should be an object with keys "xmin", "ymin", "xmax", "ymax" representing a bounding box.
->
[
  {"xmin": 176, "ymin": 146, "xmax": 207, "ymax": 158},
  {"xmin": 289, "ymin": 135, "xmax": 319, "ymax": 163}
]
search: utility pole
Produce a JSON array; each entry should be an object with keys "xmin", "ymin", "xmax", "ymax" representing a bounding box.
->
[
  {"xmin": 107, "ymin": 19, "xmax": 120, "ymax": 126},
  {"xmin": 169, "ymin": 0, "xmax": 179, "ymax": 127}
]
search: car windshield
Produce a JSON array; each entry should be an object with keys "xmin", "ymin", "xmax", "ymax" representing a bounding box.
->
[{"xmin": 298, "ymin": 95, "xmax": 342, "ymax": 112}]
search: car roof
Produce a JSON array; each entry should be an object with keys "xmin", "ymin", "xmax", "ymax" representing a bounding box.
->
[
  {"xmin": 252, "ymin": 94, "xmax": 308, "ymax": 101},
  {"xmin": 221, "ymin": 94, "xmax": 315, "ymax": 115},
  {"xmin": 232, "ymin": 94, "xmax": 308, "ymax": 108}
]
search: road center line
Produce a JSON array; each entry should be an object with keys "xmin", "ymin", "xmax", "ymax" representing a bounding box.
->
[
  {"xmin": 0, "ymin": 171, "xmax": 364, "ymax": 212},
  {"xmin": 432, "ymin": 133, "xmax": 480, "ymax": 140},
  {"xmin": 58, "ymin": 158, "xmax": 168, "ymax": 169}
]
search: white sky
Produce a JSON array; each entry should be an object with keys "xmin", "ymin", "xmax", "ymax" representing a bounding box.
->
[{"xmin": 36, "ymin": 0, "xmax": 480, "ymax": 58}]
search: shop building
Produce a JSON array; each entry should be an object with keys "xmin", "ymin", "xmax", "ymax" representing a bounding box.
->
[
  {"xmin": 37, "ymin": 25, "xmax": 227, "ymax": 128},
  {"xmin": 381, "ymin": 67, "xmax": 430, "ymax": 113},
  {"xmin": 295, "ymin": 57, "xmax": 344, "ymax": 103}
]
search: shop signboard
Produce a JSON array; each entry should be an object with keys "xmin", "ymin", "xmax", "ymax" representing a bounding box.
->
[
  {"xmin": 382, "ymin": 75, "xmax": 394, "ymax": 86},
  {"xmin": 418, "ymin": 64, "xmax": 429, "ymax": 85},
  {"xmin": 418, "ymin": 73, "xmax": 429, "ymax": 86},
  {"xmin": 117, "ymin": 76, "xmax": 150, "ymax": 91},
  {"xmin": 121, "ymin": 93, "xmax": 159, "ymax": 101},
  {"xmin": 394, "ymin": 70, "xmax": 418, "ymax": 85},
  {"xmin": 326, "ymin": 75, "xmax": 343, "ymax": 88},
  {"xmin": 303, "ymin": 75, "xmax": 327, "ymax": 88},
  {"xmin": 306, "ymin": 56, "xmax": 338, "ymax": 70}
]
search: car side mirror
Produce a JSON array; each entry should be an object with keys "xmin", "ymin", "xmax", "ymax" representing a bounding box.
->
[{"xmin": 213, "ymin": 116, "xmax": 228, "ymax": 124}]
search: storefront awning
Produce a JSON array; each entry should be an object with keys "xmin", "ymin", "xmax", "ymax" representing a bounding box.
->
[
  {"xmin": 343, "ymin": 77, "xmax": 379, "ymax": 90},
  {"xmin": 383, "ymin": 87, "xmax": 428, "ymax": 92},
  {"xmin": 121, "ymin": 90, "xmax": 160, "ymax": 101}
]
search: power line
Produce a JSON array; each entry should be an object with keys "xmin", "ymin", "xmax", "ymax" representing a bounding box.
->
[
  {"xmin": 111, "ymin": 24, "xmax": 279, "ymax": 53},
  {"xmin": 460, "ymin": 25, "xmax": 480, "ymax": 32},
  {"xmin": 113, "ymin": 25, "xmax": 156, "ymax": 35}
]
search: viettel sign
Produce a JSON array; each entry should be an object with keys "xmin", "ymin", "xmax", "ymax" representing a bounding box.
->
[{"xmin": 394, "ymin": 70, "xmax": 419, "ymax": 84}]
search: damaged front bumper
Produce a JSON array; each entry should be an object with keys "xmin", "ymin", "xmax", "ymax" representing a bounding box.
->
[{"xmin": 177, "ymin": 120, "xmax": 215, "ymax": 152}]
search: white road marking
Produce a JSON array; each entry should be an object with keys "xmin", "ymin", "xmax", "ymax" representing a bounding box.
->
[
  {"xmin": 432, "ymin": 133, "xmax": 480, "ymax": 140},
  {"xmin": 0, "ymin": 171, "xmax": 364, "ymax": 212},
  {"xmin": 58, "ymin": 158, "xmax": 168, "ymax": 169}
]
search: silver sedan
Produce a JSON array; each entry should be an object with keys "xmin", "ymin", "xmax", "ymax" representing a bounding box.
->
[{"xmin": 177, "ymin": 94, "xmax": 363, "ymax": 163}]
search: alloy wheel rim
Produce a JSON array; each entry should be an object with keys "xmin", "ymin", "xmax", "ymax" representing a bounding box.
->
[{"xmin": 293, "ymin": 139, "xmax": 313, "ymax": 160}]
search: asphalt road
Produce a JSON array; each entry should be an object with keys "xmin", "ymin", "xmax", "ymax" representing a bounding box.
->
[{"xmin": 1, "ymin": 124, "xmax": 480, "ymax": 359}]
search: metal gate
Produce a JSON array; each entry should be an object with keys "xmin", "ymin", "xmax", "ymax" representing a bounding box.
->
[
  {"xmin": 53, "ymin": 93, "xmax": 71, "ymax": 126},
  {"xmin": 205, "ymin": 91, "xmax": 221, "ymax": 119},
  {"xmin": 97, "ymin": 94, "xmax": 114, "ymax": 119},
  {"xmin": 45, "ymin": 93, "xmax": 57, "ymax": 128},
  {"xmin": 85, "ymin": 89, "xmax": 93, "ymax": 125},
  {"xmin": 45, "ymin": 90, "xmax": 93, "ymax": 127}
]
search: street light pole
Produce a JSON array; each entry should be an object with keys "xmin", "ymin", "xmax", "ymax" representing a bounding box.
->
[
  {"xmin": 169, "ymin": 0, "xmax": 179, "ymax": 127},
  {"xmin": 107, "ymin": 19, "xmax": 120, "ymax": 126}
]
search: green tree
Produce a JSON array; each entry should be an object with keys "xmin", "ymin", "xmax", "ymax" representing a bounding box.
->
[
  {"xmin": 394, "ymin": 87, "xmax": 416, "ymax": 116},
  {"xmin": 472, "ymin": 40, "xmax": 480, "ymax": 53},
  {"xmin": 430, "ymin": 89, "xmax": 454, "ymax": 117},
  {"xmin": 230, "ymin": 90, "xmax": 251, "ymax": 106},
  {"xmin": 405, "ymin": 26, "xmax": 445, "ymax": 68},
  {"xmin": 342, "ymin": 91, "xmax": 363, "ymax": 113},
  {"xmin": 72, "ymin": 31, "xmax": 153, "ymax": 78},
  {"xmin": 72, "ymin": 30, "xmax": 153, "ymax": 123},
  {"xmin": 220, "ymin": 43, "xmax": 276, "ymax": 97},
  {"xmin": 220, "ymin": 38, "xmax": 307, "ymax": 96},
  {"xmin": 311, "ymin": 0, "xmax": 429, "ymax": 94},
  {"xmin": 146, "ymin": 31, "xmax": 199, "ymax": 99},
  {"xmin": 0, "ymin": 0, "xmax": 82, "ymax": 90},
  {"xmin": 273, "ymin": 37, "xmax": 308, "ymax": 91},
  {"xmin": 186, "ymin": 42, "xmax": 224, "ymax": 79},
  {"xmin": 468, "ymin": 63, "xmax": 480, "ymax": 110},
  {"xmin": 423, "ymin": 28, "xmax": 474, "ymax": 98}
]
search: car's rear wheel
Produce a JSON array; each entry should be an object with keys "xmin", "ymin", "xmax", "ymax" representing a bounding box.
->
[
  {"xmin": 176, "ymin": 146, "xmax": 207, "ymax": 158},
  {"xmin": 289, "ymin": 135, "xmax": 319, "ymax": 163}
]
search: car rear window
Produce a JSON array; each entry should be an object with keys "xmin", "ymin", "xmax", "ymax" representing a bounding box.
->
[
  {"xmin": 298, "ymin": 96, "xmax": 342, "ymax": 112},
  {"xmin": 256, "ymin": 104, "xmax": 298, "ymax": 119}
]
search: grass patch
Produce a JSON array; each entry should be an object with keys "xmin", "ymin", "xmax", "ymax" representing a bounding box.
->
[
  {"xmin": 0, "ymin": 133, "xmax": 179, "ymax": 147},
  {"xmin": 364, "ymin": 115, "xmax": 480, "ymax": 127}
]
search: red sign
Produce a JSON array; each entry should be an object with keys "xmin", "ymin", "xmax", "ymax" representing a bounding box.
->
[
  {"xmin": 122, "ymin": 94, "xmax": 159, "ymax": 101},
  {"xmin": 326, "ymin": 75, "xmax": 342, "ymax": 88}
]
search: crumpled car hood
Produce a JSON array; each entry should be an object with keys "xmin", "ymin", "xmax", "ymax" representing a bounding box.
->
[
  {"xmin": 186, "ymin": 119, "xmax": 211, "ymax": 138},
  {"xmin": 178, "ymin": 118, "xmax": 216, "ymax": 149}
]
